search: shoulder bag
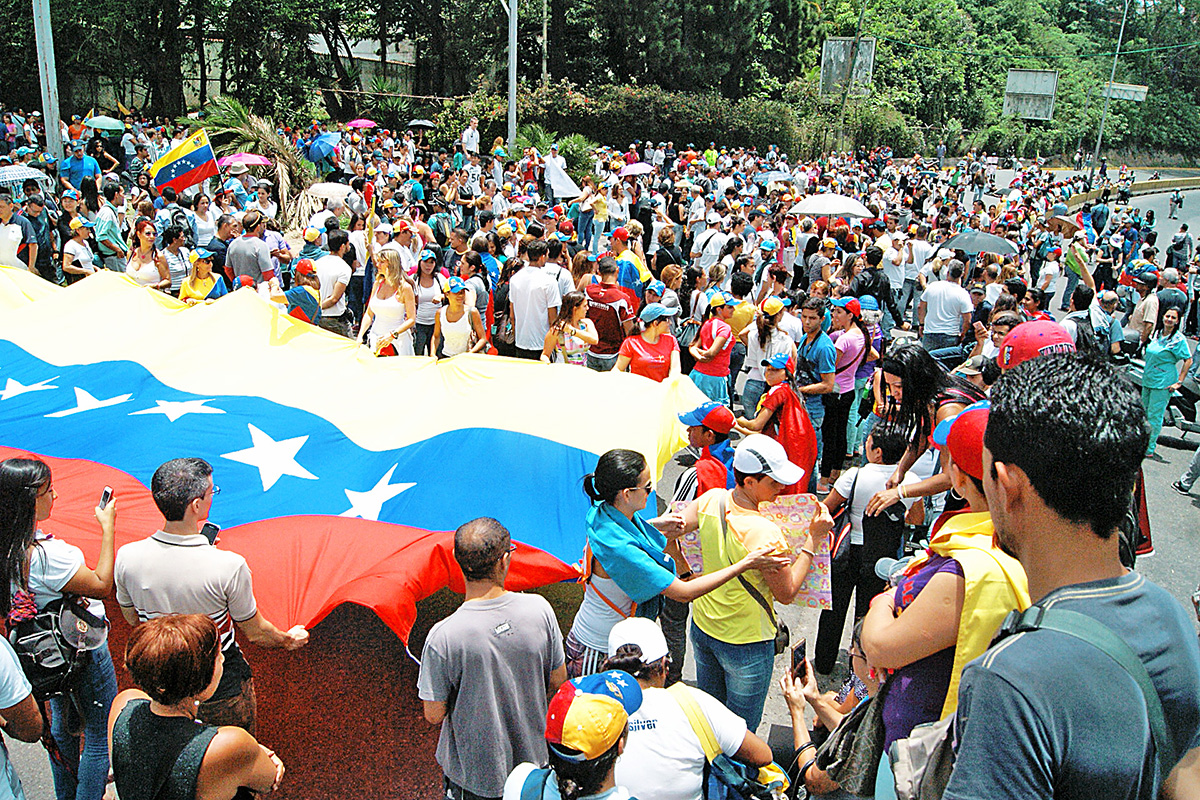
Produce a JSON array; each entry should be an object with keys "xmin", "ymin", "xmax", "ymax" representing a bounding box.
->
[
  {"xmin": 828, "ymin": 471, "xmax": 859, "ymax": 565},
  {"xmin": 717, "ymin": 494, "xmax": 789, "ymax": 655},
  {"xmin": 667, "ymin": 683, "xmax": 788, "ymax": 800}
]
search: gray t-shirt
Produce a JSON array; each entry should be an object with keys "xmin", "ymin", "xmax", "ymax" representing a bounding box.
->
[
  {"xmin": 417, "ymin": 592, "xmax": 566, "ymax": 797},
  {"xmin": 226, "ymin": 234, "xmax": 273, "ymax": 282}
]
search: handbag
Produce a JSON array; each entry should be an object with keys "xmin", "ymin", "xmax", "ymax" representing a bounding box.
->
[
  {"xmin": 828, "ymin": 471, "xmax": 859, "ymax": 565},
  {"xmin": 677, "ymin": 315, "xmax": 701, "ymax": 348},
  {"xmin": 813, "ymin": 678, "xmax": 890, "ymax": 795},
  {"xmin": 888, "ymin": 604, "xmax": 1174, "ymax": 800},
  {"xmin": 668, "ymin": 683, "xmax": 788, "ymax": 800},
  {"xmin": 717, "ymin": 495, "xmax": 789, "ymax": 656},
  {"xmin": 857, "ymin": 376, "xmax": 876, "ymax": 419}
]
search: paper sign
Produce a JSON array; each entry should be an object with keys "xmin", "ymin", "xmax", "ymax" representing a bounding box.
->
[
  {"xmin": 759, "ymin": 494, "xmax": 833, "ymax": 610},
  {"xmin": 671, "ymin": 500, "xmax": 706, "ymax": 576}
]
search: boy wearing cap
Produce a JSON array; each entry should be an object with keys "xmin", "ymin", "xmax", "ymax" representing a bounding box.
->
[
  {"xmin": 736, "ymin": 351, "xmax": 818, "ymax": 493},
  {"xmin": 944, "ymin": 355, "xmax": 1200, "ymax": 800},
  {"xmin": 677, "ymin": 434, "xmax": 830, "ymax": 730},
  {"xmin": 673, "ymin": 401, "xmax": 738, "ymax": 504}
]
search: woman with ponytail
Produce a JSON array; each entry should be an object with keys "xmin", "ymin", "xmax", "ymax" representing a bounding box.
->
[
  {"xmin": 742, "ymin": 296, "xmax": 797, "ymax": 417},
  {"xmin": 564, "ymin": 449, "xmax": 789, "ymax": 678},
  {"xmin": 503, "ymin": 672, "xmax": 641, "ymax": 800},
  {"xmin": 816, "ymin": 297, "xmax": 875, "ymax": 493},
  {"xmin": 0, "ymin": 457, "xmax": 119, "ymax": 800}
]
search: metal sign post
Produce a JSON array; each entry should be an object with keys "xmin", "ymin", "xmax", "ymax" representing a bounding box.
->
[
  {"xmin": 32, "ymin": 0, "xmax": 64, "ymax": 159},
  {"xmin": 1089, "ymin": 0, "xmax": 1130, "ymax": 184}
]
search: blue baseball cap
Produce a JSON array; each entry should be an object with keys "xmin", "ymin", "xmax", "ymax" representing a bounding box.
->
[
  {"xmin": 759, "ymin": 239, "xmax": 778, "ymax": 251},
  {"xmin": 447, "ymin": 276, "xmax": 468, "ymax": 293},
  {"xmin": 762, "ymin": 351, "xmax": 794, "ymax": 371},
  {"xmin": 639, "ymin": 302, "xmax": 680, "ymax": 323},
  {"xmin": 646, "ymin": 279, "xmax": 666, "ymax": 296},
  {"xmin": 858, "ymin": 295, "xmax": 879, "ymax": 312},
  {"xmin": 419, "ymin": 249, "xmax": 437, "ymax": 261}
]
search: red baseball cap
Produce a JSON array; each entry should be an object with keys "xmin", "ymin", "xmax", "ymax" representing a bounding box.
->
[
  {"xmin": 295, "ymin": 258, "xmax": 316, "ymax": 277},
  {"xmin": 611, "ymin": 227, "xmax": 630, "ymax": 242},
  {"xmin": 678, "ymin": 401, "xmax": 735, "ymax": 435},
  {"xmin": 931, "ymin": 400, "xmax": 989, "ymax": 480},
  {"xmin": 996, "ymin": 320, "xmax": 1076, "ymax": 371}
]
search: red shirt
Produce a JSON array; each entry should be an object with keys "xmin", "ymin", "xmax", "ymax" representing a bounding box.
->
[
  {"xmin": 761, "ymin": 383, "xmax": 818, "ymax": 494},
  {"xmin": 619, "ymin": 333, "xmax": 679, "ymax": 382},
  {"xmin": 692, "ymin": 318, "xmax": 734, "ymax": 377},
  {"xmin": 585, "ymin": 282, "xmax": 636, "ymax": 355}
]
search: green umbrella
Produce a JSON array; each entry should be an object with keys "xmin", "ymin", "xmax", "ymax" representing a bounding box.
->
[{"xmin": 84, "ymin": 115, "xmax": 124, "ymax": 132}]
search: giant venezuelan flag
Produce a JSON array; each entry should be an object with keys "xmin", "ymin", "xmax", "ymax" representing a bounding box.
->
[
  {"xmin": 148, "ymin": 129, "xmax": 220, "ymax": 193},
  {"xmin": 0, "ymin": 268, "xmax": 701, "ymax": 642}
]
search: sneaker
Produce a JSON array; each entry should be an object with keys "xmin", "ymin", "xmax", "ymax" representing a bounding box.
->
[{"xmin": 1172, "ymin": 480, "xmax": 1191, "ymax": 496}]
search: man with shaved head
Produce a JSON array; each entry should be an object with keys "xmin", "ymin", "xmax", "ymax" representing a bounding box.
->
[{"xmin": 417, "ymin": 518, "xmax": 567, "ymax": 800}]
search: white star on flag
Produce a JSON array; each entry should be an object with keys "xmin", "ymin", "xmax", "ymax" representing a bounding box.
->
[
  {"xmin": 220, "ymin": 424, "xmax": 317, "ymax": 491},
  {"xmin": 46, "ymin": 387, "xmax": 133, "ymax": 417},
  {"xmin": 0, "ymin": 376, "xmax": 58, "ymax": 401},
  {"xmin": 340, "ymin": 465, "xmax": 415, "ymax": 521},
  {"xmin": 130, "ymin": 399, "xmax": 225, "ymax": 423}
]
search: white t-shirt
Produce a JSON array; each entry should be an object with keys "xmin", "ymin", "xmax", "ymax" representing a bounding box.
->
[
  {"xmin": 882, "ymin": 246, "xmax": 905, "ymax": 286},
  {"xmin": 779, "ymin": 312, "xmax": 805, "ymax": 345},
  {"xmin": 1039, "ymin": 260, "xmax": 1061, "ymax": 293},
  {"xmin": 510, "ymin": 265, "xmax": 561, "ymax": 350},
  {"xmin": 906, "ymin": 239, "xmax": 934, "ymax": 280},
  {"xmin": 616, "ymin": 686, "xmax": 747, "ymax": 800},
  {"xmin": 921, "ymin": 281, "xmax": 972, "ymax": 335},
  {"xmin": 25, "ymin": 531, "xmax": 107, "ymax": 618},
  {"xmin": 315, "ymin": 254, "xmax": 352, "ymax": 316},
  {"xmin": 63, "ymin": 240, "xmax": 96, "ymax": 275},
  {"xmin": 833, "ymin": 463, "xmax": 918, "ymax": 545},
  {"xmin": 543, "ymin": 262, "xmax": 575, "ymax": 300},
  {"xmin": 0, "ymin": 638, "xmax": 31, "ymax": 800}
]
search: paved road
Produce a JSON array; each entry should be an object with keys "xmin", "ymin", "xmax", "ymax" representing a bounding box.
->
[{"xmin": 6, "ymin": 186, "xmax": 1200, "ymax": 796}]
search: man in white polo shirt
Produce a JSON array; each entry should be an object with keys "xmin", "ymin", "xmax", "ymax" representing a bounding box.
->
[{"xmin": 115, "ymin": 457, "xmax": 308, "ymax": 734}]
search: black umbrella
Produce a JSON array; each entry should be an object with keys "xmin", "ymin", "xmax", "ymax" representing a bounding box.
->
[
  {"xmin": 407, "ymin": 119, "xmax": 436, "ymax": 129},
  {"xmin": 942, "ymin": 230, "xmax": 1018, "ymax": 256}
]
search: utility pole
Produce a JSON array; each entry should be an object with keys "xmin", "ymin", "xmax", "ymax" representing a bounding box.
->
[
  {"xmin": 1074, "ymin": 85, "xmax": 1094, "ymax": 157},
  {"xmin": 499, "ymin": 0, "xmax": 518, "ymax": 147},
  {"xmin": 32, "ymin": 0, "xmax": 64, "ymax": 159},
  {"xmin": 834, "ymin": 0, "xmax": 869, "ymax": 155},
  {"xmin": 541, "ymin": 0, "xmax": 548, "ymax": 86},
  {"xmin": 1089, "ymin": 0, "xmax": 1130, "ymax": 186}
]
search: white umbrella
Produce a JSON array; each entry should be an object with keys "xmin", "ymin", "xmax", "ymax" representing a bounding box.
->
[
  {"xmin": 304, "ymin": 182, "xmax": 353, "ymax": 200},
  {"xmin": 786, "ymin": 193, "xmax": 872, "ymax": 218},
  {"xmin": 0, "ymin": 165, "xmax": 52, "ymax": 195},
  {"xmin": 619, "ymin": 162, "xmax": 655, "ymax": 177}
]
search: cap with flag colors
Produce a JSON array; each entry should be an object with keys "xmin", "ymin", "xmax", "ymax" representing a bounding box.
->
[{"xmin": 148, "ymin": 129, "xmax": 220, "ymax": 193}]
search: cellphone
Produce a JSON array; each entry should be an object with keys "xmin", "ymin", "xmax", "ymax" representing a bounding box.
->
[
  {"xmin": 791, "ymin": 638, "xmax": 808, "ymax": 681},
  {"xmin": 98, "ymin": 486, "xmax": 113, "ymax": 510},
  {"xmin": 200, "ymin": 522, "xmax": 220, "ymax": 544}
]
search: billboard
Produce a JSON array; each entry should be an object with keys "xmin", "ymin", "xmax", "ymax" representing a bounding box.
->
[
  {"xmin": 1101, "ymin": 82, "xmax": 1148, "ymax": 101},
  {"xmin": 820, "ymin": 37, "xmax": 876, "ymax": 98},
  {"xmin": 1002, "ymin": 69, "xmax": 1059, "ymax": 121}
]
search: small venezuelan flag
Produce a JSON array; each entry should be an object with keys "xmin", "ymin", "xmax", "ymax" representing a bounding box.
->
[{"xmin": 148, "ymin": 129, "xmax": 219, "ymax": 193}]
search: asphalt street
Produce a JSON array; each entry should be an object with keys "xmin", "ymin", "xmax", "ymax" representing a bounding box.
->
[{"xmin": 5, "ymin": 180, "xmax": 1200, "ymax": 797}]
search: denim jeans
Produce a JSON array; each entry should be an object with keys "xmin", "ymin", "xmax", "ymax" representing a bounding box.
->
[
  {"xmin": 845, "ymin": 376, "xmax": 869, "ymax": 458},
  {"xmin": 414, "ymin": 322, "xmax": 436, "ymax": 356},
  {"xmin": 690, "ymin": 621, "xmax": 775, "ymax": 732},
  {"xmin": 1179, "ymin": 445, "xmax": 1200, "ymax": 491},
  {"xmin": 806, "ymin": 395, "xmax": 826, "ymax": 466},
  {"xmin": 742, "ymin": 379, "xmax": 768, "ymax": 419},
  {"xmin": 578, "ymin": 209, "xmax": 595, "ymax": 250},
  {"xmin": 50, "ymin": 645, "xmax": 118, "ymax": 800},
  {"xmin": 1059, "ymin": 268, "xmax": 1080, "ymax": 310},
  {"xmin": 586, "ymin": 352, "xmax": 618, "ymax": 371},
  {"xmin": 922, "ymin": 332, "xmax": 960, "ymax": 352},
  {"xmin": 927, "ymin": 343, "xmax": 968, "ymax": 370},
  {"xmin": 897, "ymin": 279, "xmax": 918, "ymax": 325},
  {"xmin": 728, "ymin": 341, "xmax": 747, "ymax": 404}
]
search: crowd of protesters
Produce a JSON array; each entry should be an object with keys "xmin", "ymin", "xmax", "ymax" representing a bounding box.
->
[{"xmin": 0, "ymin": 105, "xmax": 1199, "ymax": 800}]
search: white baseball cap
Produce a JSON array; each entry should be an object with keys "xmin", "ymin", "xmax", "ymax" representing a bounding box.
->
[
  {"xmin": 607, "ymin": 617, "xmax": 669, "ymax": 663},
  {"xmin": 706, "ymin": 211, "xmax": 722, "ymax": 225},
  {"xmin": 733, "ymin": 433, "xmax": 805, "ymax": 486}
]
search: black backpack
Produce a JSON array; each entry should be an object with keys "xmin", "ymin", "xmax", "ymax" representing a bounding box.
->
[
  {"xmin": 1072, "ymin": 313, "xmax": 1100, "ymax": 357},
  {"xmin": 170, "ymin": 208, "xmax": 196, "ymax": 248},
  {"xmin": 9, "ymin": 597, "xmax": 101, "ymax": 701}
]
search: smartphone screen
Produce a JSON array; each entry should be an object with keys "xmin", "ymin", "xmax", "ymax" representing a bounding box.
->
[
  {"xmin": 200, "ymin": 522, "xmax": 220, "ymax": 544},
  {"xmin": 791, "ymin": 637, "xmax": 807, "ymax": 681},
  {"xmin": 98, "ymin": 486, "xmax": 113, "ymax": 510}
]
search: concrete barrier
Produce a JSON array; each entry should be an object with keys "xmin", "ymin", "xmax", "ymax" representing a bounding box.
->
[{"xmin": 1068, "ymin": 176, "xmax": 1200, "ymax": 210}]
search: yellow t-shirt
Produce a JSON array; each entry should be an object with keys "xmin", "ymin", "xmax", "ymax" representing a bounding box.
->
[
  {"xmin": 691, "ymin": 489, "xmax": 790, "ymax": 645},
  {"xmin": 178, "ymin": 275, "xmax": 219, "ymax": 304},
  {"xmin": 729, "ymin": 300, "xmax": 756, "ymax": 338}
]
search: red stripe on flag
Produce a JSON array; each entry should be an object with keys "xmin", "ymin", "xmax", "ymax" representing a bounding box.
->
[{"xmin": 156, "ymin": 160, "xmax": 220, "ymax": 194}]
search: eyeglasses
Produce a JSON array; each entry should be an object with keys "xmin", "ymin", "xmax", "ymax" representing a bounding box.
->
[{"xmin": 210, "ymin": 485, "xmax": 221, "ymax": 496}]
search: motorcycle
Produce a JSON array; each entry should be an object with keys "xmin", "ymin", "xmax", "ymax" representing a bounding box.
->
[{"xmin": 1120, "ymin": 338, "xmax": 1200, "ymax": 439}]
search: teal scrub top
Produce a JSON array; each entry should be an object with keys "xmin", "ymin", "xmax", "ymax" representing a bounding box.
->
[{"xmin": 1143, "ymin": 330, "xmax": 1192, "ymax": 389}]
